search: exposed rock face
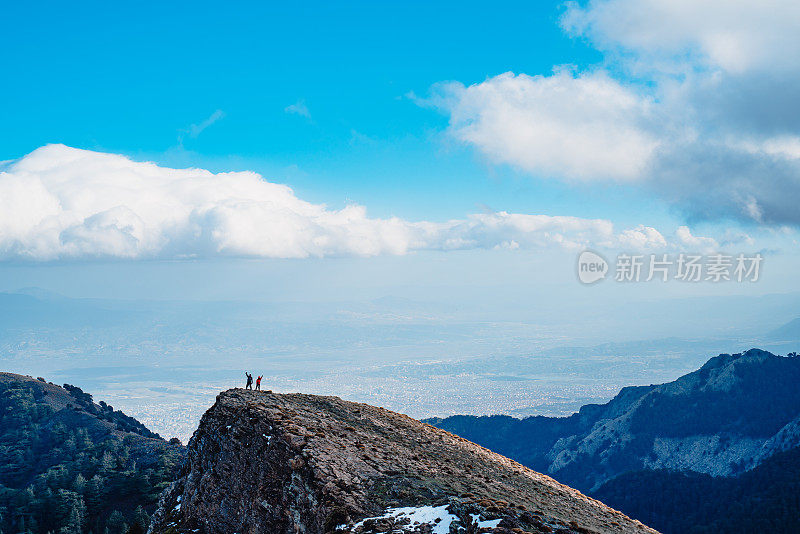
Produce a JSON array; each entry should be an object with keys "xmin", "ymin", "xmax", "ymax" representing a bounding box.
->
[
  {"xmin": 150, "ymin": 390, "xmax": 657, "ymax": 534},
  {"xmin": 430, "ymin": 349, "xmax": 800, "ymax": 491}
]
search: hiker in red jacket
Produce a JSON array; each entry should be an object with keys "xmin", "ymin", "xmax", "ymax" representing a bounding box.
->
[{"xmin": 256, "ymin": 375, "xmax": 262, "ymax": 391}]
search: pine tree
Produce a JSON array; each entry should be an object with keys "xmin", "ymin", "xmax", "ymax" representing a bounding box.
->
[
  {"xmin": 130, "ymin": 506, "xmax": 149, "ymax": 533},
  {"xmin": 105, "ymin": 511, "xmax": 125, "ymax": 534},
  {"xmin": 57, "ymin": 493, "xmax": 85, "ymax": 534},
  {"xmin": 73, "ymin": 474, "xmax": 86, "ymax": 495},
  {"xmin": 84, "ymin": 476, "xmax": 103, "ymax": 515}
]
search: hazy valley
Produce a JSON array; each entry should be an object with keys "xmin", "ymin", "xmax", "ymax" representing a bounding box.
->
[{"xmin": 3, "ymin": 288, "xmax": 800, "ymax": 442}]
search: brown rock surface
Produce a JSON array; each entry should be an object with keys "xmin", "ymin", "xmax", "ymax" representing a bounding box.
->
[{"xmin": 149, "ymin": 389, "xmax": 658, "ymax": 534}]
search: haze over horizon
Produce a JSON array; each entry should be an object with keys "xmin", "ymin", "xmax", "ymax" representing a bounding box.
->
[{"xmin": 3, "ymin": 0, "xmax": 800, "ymax": 439}]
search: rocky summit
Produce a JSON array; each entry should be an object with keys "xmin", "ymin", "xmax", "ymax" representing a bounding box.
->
[{"xmin": 149, "ymin": 389, "xmax": 656, "ymax": 534}]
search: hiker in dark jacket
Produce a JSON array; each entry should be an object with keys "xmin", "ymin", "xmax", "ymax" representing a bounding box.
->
[{"xmin": 245, "ymin": 372, "xmax": 253, "ymax": 390}]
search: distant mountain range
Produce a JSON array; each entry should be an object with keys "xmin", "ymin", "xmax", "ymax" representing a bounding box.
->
[
  {"xmin": 428, "ymin": 348, "xmax": 800, "ymax": 533},
  {"xmin": 770, "ymin": 317, "xmax": 800, "ymax": 340},
  {"xmin": 0, "ymin": 291, "xmax": 134, "ymax": 329}
]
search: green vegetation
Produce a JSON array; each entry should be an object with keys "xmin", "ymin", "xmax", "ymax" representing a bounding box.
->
[
  {"xmin": 627, "ymin": 354, "xmax": 800, "ymax": 439},
  {"xmin": 430, "ymin": 351, "xmax": 800, "ymax": 488},
  {"xmin": 594, "ymin": 445, "xmax": 800, "ymax": 534},
  {"xmin": 430, "ymin": 350, "xmax": 800, "ymax": 532},
  {"xmin": 0, "ymin": 378, "xmax": 184, "ymax": 534}
]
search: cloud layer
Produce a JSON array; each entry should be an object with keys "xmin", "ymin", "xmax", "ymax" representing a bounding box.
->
[
  {"xmin": 434, "ymin": 70, "xmax": 659, "ymax": 181},
  {"xmin": 0, "ymin": 145, "xmax": 679, "ymax": 261},
  {"xmin": 562, "ymin": 0, "xmax": 800, "ymax": 73},
  {"xmin": 432, "ymin": 1, "xmax": 800, "ymax": 226}
]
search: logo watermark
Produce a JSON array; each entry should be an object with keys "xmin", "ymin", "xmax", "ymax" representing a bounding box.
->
[
  {"xmin": 577, "ymin": 250, "xmax": 609, "ymax": 284},
  {"xmin": 577, "ymin": 252, "xmax": 762, "ymax": 284}
]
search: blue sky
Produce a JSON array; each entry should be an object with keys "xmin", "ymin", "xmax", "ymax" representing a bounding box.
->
[
  {"xmin": 2, "ymin": 1, "xmax": 595, "ymax": 157},
  {"xmin": 1, "ymin": 0, "xmax": 799, "ymax": 301},
  {"xmin": 4, "ymin": 1, "xmax": 800, "ymax": 445},
  {"xmin": 1, "ymin": 0, "xmax": 660, "ymax": 224}
]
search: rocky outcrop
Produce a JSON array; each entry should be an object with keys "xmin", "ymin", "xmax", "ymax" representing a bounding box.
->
[
  {"xmin": 149, "ymin": 389, "xmax": 657, "ymax": 534},
  {"xmin": 431, "ymin": 349, "xmax": 800, "ymax": 491}
]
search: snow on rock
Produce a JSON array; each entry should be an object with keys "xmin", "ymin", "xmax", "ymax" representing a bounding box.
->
[
  {"xmin": 472, "ymin": 514, "xmax": 502, "ymax": 528},
  {"xmin": 347, "ymin": 505, "xmax": 508, "ymax": 533},
  {"xmin": 349, "ymin": 505, "xmax": 457, "ymax": 534}
]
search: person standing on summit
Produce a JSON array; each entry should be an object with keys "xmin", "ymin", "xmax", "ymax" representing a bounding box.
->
[
  {"xmin": 256, "ymin": 375, "xmax": 262, "ymax": 391},
  {"xmin": 245, "ymin": 372, "xmax": 253, "ymax": 390}
]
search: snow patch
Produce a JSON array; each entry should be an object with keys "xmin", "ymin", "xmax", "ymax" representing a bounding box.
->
[
  {"xmin": 347, "ymin": 505, "xmax": 457, "ymax": 534},
  {"xmin": 472, "ymin": 513, "xmax": 502, "ymax": 528},
  {"xmin": 343, "ymin": 505, "xmax": 503, "ymax": 533}
]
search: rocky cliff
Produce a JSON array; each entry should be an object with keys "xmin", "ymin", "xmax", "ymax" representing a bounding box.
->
[
  {"xmin": 430, "ymin": 349, "xmax": 800, "ymax": 491},
  {"xmin": 149, "ymin": 389, "xmax": 657, "ymax": 534}
]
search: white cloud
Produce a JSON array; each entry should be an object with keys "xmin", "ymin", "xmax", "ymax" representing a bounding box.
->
[
  {"xmin": 433, "ymin": 70, "xmax": 659, "ymax": 181},
  {"xmin": 0, "ymin": 145, "xmax": 678, "ymax": 261},
  {"xmin": 562, "ymin": 0, "xmax": 800, "ymax": 73},
  {"xmin": 285, "ymin": 100, "xmax": 311, "ymax": 119},
  {"xmin": 675, "ymin": 226, "xmax": 719, "ymax": 253},
  {"xmin": 719, "ymin": 229, "xmax": 754, "ymax": 247},
  {"xmin": 618, "ymin": 225, "xmax": 669, "ymax": 250},
  {"xmin": 442, "ymin": 212, "xmax": 618, "ymax": 250},
  {"xmin": 737, "ymin": 136, "xmax": 800, "ymax": 160},
  {"xmin": 428, "ymin": 1, "xmax": 800, "ymax": 226},
  {"xmin": 187, "ymin": 110, "xmax": 225, "ymax": 139}
]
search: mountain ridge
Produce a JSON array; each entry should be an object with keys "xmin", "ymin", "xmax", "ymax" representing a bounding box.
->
[
  {"xmin": 428, "ymin": 349, "xmax": 800, "ymax": 491},
  {"xmin": 150, "ymin": 389, "xmax": 658, "ymax": 534},
  {"xmin": 770, "ymin": 317, "xmax": 800, "ymax": 340},
  {"xmin": 0, "ymin": 372, "xmax": 185, "ymax": 534}
]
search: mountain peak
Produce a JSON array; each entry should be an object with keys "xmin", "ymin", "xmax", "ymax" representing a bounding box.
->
[
  {"xmin": 150, "ymin": 389, "xmax": 656, "ymax": 534},
  {"xmin": 0, "ymin": 372, "xmax": 165, "ymax": 441},
  {"xmin": 699, "ymin": 348, "xmax": 775, "ymax": 371},
  {"xmin": 430, "ymin": 348, "xmax": 800, "ymax": 493}
]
